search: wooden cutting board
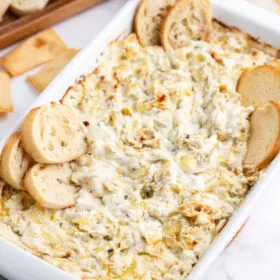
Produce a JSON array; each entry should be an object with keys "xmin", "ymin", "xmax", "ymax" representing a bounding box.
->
[{"xmin": 0, "ymin": 0, "xmax": 104, "ymax": 50}]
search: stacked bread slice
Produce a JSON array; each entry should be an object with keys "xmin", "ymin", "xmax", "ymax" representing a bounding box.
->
[
  {"xmin": 134, "ymin": 0, "xmax": 212, "ymax": 50},
  {"xmin": 0, "ymin": 103, "xmax": 87, "ymax": 209},
  {"xmin": 134, "ymin": 0, "xmax": 177, "ymax": 47},
  {"xmin": 0, "ymin": 131, "xmax": 32, "ymax": 190},
  {"xmin": 237, "ymin": 66, "xmax": 280, "ymax": 169},
  {"xmin": 134, "ymin": 0, "xmax": 280, "ymax": 170}
]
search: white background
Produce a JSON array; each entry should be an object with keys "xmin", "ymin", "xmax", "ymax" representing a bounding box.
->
[{"xmin": 1, "ymin": 0, "xmax": 280, "ymax": 280}]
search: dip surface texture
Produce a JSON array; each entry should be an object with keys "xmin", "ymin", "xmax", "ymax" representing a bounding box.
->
[{"xmin": 1, "ymin": 21, "xmax": 279, "ymax": 279}]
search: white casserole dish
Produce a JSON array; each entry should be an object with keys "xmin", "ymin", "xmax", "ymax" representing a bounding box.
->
[{"xmin": 1, "ymin": 0, "xmax": 280, "ymax": 279}]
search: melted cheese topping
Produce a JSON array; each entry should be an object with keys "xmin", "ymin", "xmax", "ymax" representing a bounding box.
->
[{"xmin": 1, "ymin": 22, "xmax": 279, "ymax": 279}]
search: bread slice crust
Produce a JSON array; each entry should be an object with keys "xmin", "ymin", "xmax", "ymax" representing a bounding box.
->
[
  {"xmin": 21, "ymin": 104, "xmax": 86, "ymax": 164},
  {"xmin": 161, "ymin": 0, "xmax": 212, "ymax": 50},
  {"xmin": 0, "ymin": 131, "xmax": 32, "ymax": 190},
  {"xmin": 134, "ymin": 0, "xmax": 176, "ymax": 47},
  {"xmin": 237, "ymin": 65, "xmax": 280, "ymax": 107},
  {"xmin": 244, "ymin": 100, "xmax": 280, "ymax": 169}
]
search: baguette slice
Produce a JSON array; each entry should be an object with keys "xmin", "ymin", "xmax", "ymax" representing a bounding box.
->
[
  {"xmin": 161, "ymin": 0, "xmax": 212, "ymax": 50},
  {"xmin": 10, "ymin": 0, "xmax": 49, "ymax": 17},
  {"xmin": 27, "ymin": 48, "xmax": 79, "ymax": 93},
  {"xmin": 0, "ymin": 0, "xmax": 10, "ymax": 22},
  {"xmin": 21, "ymin": 104, "xmax": 86, "ymax": 164},
  {"xmin": 1, "ymin": 29, "xmax": 68, "ymax": 76},
  {"xmin": 24, "ymin": 163, "xmax": 77, "ymax": 209},
  {"xmin": 244, "ymin": 100, "xmax": 280, "ymax": 169},
  {"xmin": 134, "ymin": 0, "xmax": 176, "ymax": 46},
  {"xmin": 0, "ymin": 131, "xmax": 32, "ymax": 190},
  {"xmin": 237, "ymin": 65, "xmax": 280, "ymax": 107},
  {"xmin": 0, "ymin": 71, "xmax": 13, "ymax": 113}
]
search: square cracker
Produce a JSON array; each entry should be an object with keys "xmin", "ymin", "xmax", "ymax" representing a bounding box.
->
[
  {"xmin": 1, "ymin": 29, "xmax": 68, "ymax": 76},
  {"xmin": 27, "ymin": 48, "xmax": 79, "ymax": 93}
]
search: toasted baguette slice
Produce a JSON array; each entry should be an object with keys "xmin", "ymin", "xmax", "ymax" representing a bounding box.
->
[
  {"xmin": 21, "ymin": 104, "xmax": 86, "ymax": 164},
  {"xmin": 27, "ymin": 48, "xmax": 79, "ymax": 93},
  {"xmin": 0, "ymin": 71, "xmax": 13, "ymax": 113},
  {"xmin": 161, "ymin": 0, "xmax": 212, "ymax": 50},
  {"xmin": 0, "ymin": 131, "xmax": 32, "ymax": 190},
  {"xmin": 10, "ymin": 0, "xmax": 49, "ymax": 17},
  {"xmin": 237, "ymin": 65, "xmax": 280, "ymax": 107},
  {"xmin": 244, "ymin": 100, "xmax": 280, "ymax": 169},
  {"xmin": 134, "ymin": 0, "xmax": 176, "ymax": 46},
  {"xmin": 1, "ymin": 29, "xmax": 68, "ymax": 76},
  {"xmin": 0, "ymin": 0, "xmax": 10, "ymax": 22},
  {"xmin": 24, "ymin": 163, "xmax": 77, "ymax": 209}
]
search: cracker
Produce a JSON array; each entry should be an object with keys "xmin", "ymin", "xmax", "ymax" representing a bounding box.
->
[
  {"xmin": 27, "ymin": 48, "xmax": 79, "ymax": 92},
  {"xmin": 0, "ymin": 29, "xmax": 68, "ymax": 76},
  {"xmin": 0, "ymin": 71, "xmax": 13, "ymax": 113}
]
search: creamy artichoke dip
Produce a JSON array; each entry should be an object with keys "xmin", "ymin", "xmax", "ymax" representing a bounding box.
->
[{"xmin": 1, "ymin": 21, "xmax": 279, "ymax": 279}]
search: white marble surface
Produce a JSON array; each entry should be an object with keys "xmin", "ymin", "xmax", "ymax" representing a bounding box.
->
[{"xmin": 1, "ymin": 0, "xmax": 280, "ymax": 280}]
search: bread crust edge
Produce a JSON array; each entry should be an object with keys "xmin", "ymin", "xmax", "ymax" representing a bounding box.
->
[
  {"xmin": 134, "ymin": 0, "xmax": 147, "ymax": 47},
  {"xmin": 244, "ymin": 100, "xmax": 280, "ymax": 169},
  {"xmin": 0, "ymin": 131, "xmax": 23, "ymax": 190},
  {"xmin": 21, "ymin": 106, "xmax": 49, "ymax": 163},
  {"xmin": 256, "ymin": 100, "xmax": 280, "ymax": 169}
]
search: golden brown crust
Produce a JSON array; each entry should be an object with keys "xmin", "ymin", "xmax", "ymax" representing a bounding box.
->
[
  {"xmin": 243, "ymin": 100, "xmax": 280, "ymax": 169},
  {"xmin": 60, "ymin": 86, "xmax": 74, "ymax": 104},
  {"xmin": 134, "ymin": 0, "xmax": 146, "ymax": 46},
  {"xmin": 60, "ymin": 78, "xmax": 86, "ymax": 106},
  {"xmin": 21, "ymin": 107, "xmax": 42, "ymax": 161},
  {"xmin": 256, "ymin": 100, "xmax": 280, "ymax": 169},
  {"xmin": 0, "ymin": 131, "xmax": 20, "ymax": 180},
  {"xmin": 0, "ymin": 131, "xmax": 32, "ymax": 190}
]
